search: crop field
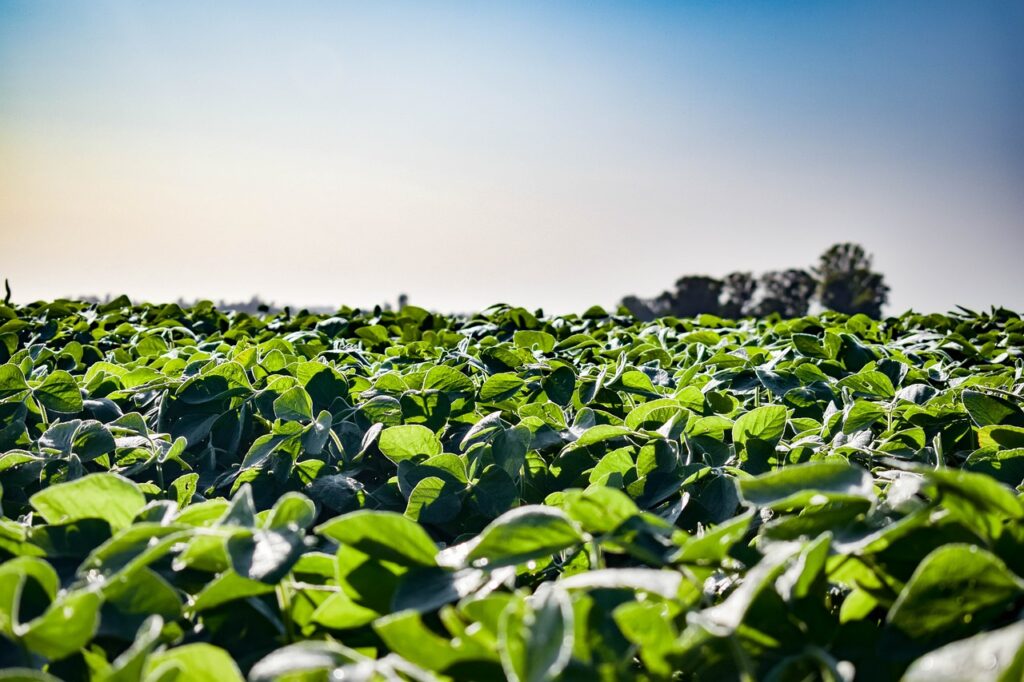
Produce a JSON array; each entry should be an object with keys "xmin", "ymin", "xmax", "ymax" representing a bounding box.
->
[{"xmin": 1, "ymin": 298, "xmax": 1024, "ymax": 681}]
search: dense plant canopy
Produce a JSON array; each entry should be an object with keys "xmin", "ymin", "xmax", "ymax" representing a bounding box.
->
[{"xmin": 1, "ymin": 297, "xmax": 1023, "ymax": 681}]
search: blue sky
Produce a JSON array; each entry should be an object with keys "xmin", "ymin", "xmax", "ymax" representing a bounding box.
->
[{"xmin": 1, "ymin": 1, "xmax": 1022, "ymax": 312}]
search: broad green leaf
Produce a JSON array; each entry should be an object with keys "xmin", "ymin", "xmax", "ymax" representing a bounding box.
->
[
  {"xmin": 559, "ymin": 568, "xmax": 681, "ymax": 598},
  {"xmin": 143, "ymin": 643, "xmax": 244, "ymax": 682},
  {"xmin": 374, "ymin": 610, "xmax": 491, "ymax": 670},
  {"xmin": 405, "ymin": 475, "xmax": 462, "ymax": 524},
  {"xmin": 738, "ymin": 461, "xmax": 874, "ymax": 509},
  {"xmin": 266, "ymin": 492, "xmax": 317, "ymax": 530},
  {"xmin": 0, "ymin": 363, "xmax": 29, "ymax": 398},
  {"xmin": 378, "ymin": 424, "xmax": 442, "ymax": 463},
  {"xmin": 176, "ymin": 361, "xmax": 251, "ymax": 405},
  {"xmin": 888, "ymin": 544, "xmax": 1024, "ymax": 639},
  {"xmin": 732, "ymin": 405, "xmax": 788, "ymax": 471},
  {"xmin": 614, "ymin": 601, "xmax": 678, "ymax": 678},
  {"xmin": 733, "ymin": 405, "xmax": 788, "ymax": 447},
  {"xmin": 102, "ymin": 616, "xmax": 164, "ymax": 682},
  {"xmin": 0, "ymin": 557, "xmax": 58, "ymax": 636},
  {"xmin": 559, "ymin": 486, "xmax": 639, "ymax": 534},
  {"xmin": 513, "ymin": 330, "xmax": 556, "ymax": 353},
  {"xmin": 273, "ymin": 385, "xmax": 313, "ymax": 421},
  {"xmin": 837, "ymin": 370, "xmax": 895, "ymax": 398},
  {"xmin": 20, "ymin": 589, "xmax": 102, "ymax": 660},
  {"xmin": 922, "ymin": 468, "xmax": 1024, "ymax": 539},
  {"xmin": 227, "ymin": 528, "xmax": 307, "ymax": 584},
  {"xmin": 30, "ymin": 473, "xmax": 145, "ymax": 531},
  {"xmin": 499, "ymin": 583, "xmax": 574, "ymax": 682},
  {"xmin": 963, "ymin": 390, "xmax": 1023, "ymax": 427},
  {"xmin": 843, "ymin": 400, "xmax": 885, "ymax": 434},
  {"xmin": 902, "ymin": 620, "xmax": 1024, "ymax": 682},
  {"xmin": 310, "ymin": 591, "xmax": 379, "ymax": 629},
  {"xmin": 625, "ymin": 398, "xmax": 688, "ymax": 432},
  {"xmin": 34, "ymin": 370, "xmax": 83, "ymax": 413},
  {"xmin": 192, "ymin": 571, "xmax": 274, "ymax": 612},
  {"xmin": 466, "ymin": 506, "xmax": 583, "ymax": 569},
  {"xmin": 571, "ymin": 424, "xmax": 634, "ymax": 449},
  {"xmin": 316, "ymin": 510, "xmax": 437, "ymax": 567},
  {"xmin": 249, "ymin": 642, "xmax": 367, "ymax": 682},
  {"xmin": 481, "ymin": 373, "xmax": 526, "ymax": 402},
  {"xmin": 689, "ymin": 542, "xmax": 801, "ymax": 635},
  {"xmin": 978, "ymin": 424, "xmax": 1024, "ymax": 450}
]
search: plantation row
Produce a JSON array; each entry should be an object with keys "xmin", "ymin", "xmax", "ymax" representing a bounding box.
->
[{"xmin": 1, "ymin": 298, "xmax": 1023, "ymax": 680}]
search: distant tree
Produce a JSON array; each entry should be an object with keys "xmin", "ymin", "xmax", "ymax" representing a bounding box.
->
[
  {"xmin": 621, "ymin": 294, "xmax": 657, "ymax": 321},
  {"xmin": 754, "ymin": 269, "xmax": 816, "ymax": 317},
  {"xmin": 668, "ymin": 276, "xmax": 723, "ymax": 317},
  {"xmin": 720, "ymin": 271, "xmax": 757, "ymax": 318},
  {"xmin": 813, "ymin": 243, "xmax": 889, "ymax": 317}
]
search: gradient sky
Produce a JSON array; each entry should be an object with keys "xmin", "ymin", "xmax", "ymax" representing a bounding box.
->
[{"xmin": 1, "ymin": 1, "xmax": 1022, "ymax": 313}]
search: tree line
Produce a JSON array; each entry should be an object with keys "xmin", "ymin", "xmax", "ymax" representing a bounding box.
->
[{"xmin": 621, "ymin": 243, "xmax": 889, "ymax": 320}]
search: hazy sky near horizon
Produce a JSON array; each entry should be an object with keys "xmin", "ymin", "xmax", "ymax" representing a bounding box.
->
[{"xmin": 1, "ymin": 1, "xmax": 1022, "ymax": 313}]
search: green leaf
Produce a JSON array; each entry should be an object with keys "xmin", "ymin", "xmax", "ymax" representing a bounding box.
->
[
  {"xmin": 310, "ymin": 591, "xmax": 379, "ymax": 629},
  {"xmin": 316, "ymin": 510, "xmax": 437, "ymax": 567},
  {"xmin": 102, "ymin": 616, "xmax": 165, "ymax": 682},
  {"xmin": 559, "ymin": 486, "xmax": 639, "ymax": 535},
  {"xmin": 266, "ymin": 492, "xmax": 317, "ymax": 530},
  {"xmin": 0, "ymin": 557, "xmax": 58, "ymax": 636},
  {"xmin": 559, "ymin": 568, "xmax": 681, "ymax": 599},
  {"xmin": 690, "ymin": 542, "xmax": 802, "ymax": 635},
  {"xmin": 143, "ymin": 643, "xmax": 244, "ymax": 682},
  {"xmin": 374, "ymin": 610, "xmax": 488, "ymax": 671},
  {"xmin": 423, "ymin": 365, "xmax": 475, "ymax": 395},
  {"xmin": 249, "ymin": 642, "xmax": 366, "ymax": 682},
  {"xmin": 405, "ymin": 475, "xmax": 462, "ymax": 524},
  {"xmin": 378, "ymin": 424, "xmax": 442, "ymax": 463},
  {"xmin": 843, "ymin": 400, "xmax": 885, "ymax": 434},
  {"xmin": 466, "ymin": 506, "xmax": 583, "ymax": 569},
  {"xmin": 392, "ymin": 566, "xmax": 501, "ymax": 614},
  {"xmin": 34, "ymin": 370, "xmax": 83, "ymax": 413},
  {"xmin": 571, "ymin": 424, "xmax": 634, "ymax": 449},
  {"xmin": 614, "ymin": 601, "xmax": 678, "ymax": 678},
  {"xmin": 963, "ymin": 390, "xmax": 1024, "ymax": 427},
  {"xmin": 176, "ymin": 361, "xmax": 252, "ymax": 405},
  {"xmin": 978, "ymin": 424, "xmax": 1024, "ymax": 450},
  {"xmin": 0, "ymin": 363, "xmax": 29, "ymax": 399},
  {"xmin": 963, "ymin": 448, "xmax": 1024, "ymax": 486},
  {"xmin": 192, "ymin": 571, "xmax": 274, "ymax": 612},
  {"xmin": 499, "ymin": 584, "xmax": 574, "ymax": 682},
  {"xmin": 227, "ymin": 529, "xmax": 307, "ymax": 584},
  {"xmin": 481, "ymin": 373, "xmax": 526, "ymax": 403},
  {"xmin": 733, "ymin": 405, "xmax": 788, "ymax": 446},
  {"xmin": 30, "ymin": 473, "xmax": 145, "ymax": 531},
  {"xmin": 20, "ymin": 589, "xmax": 102, "ymax": 660},
  {"xmin": 625, "ymin": 398, "xmax": 688, "ymax": 432},
  {"xmin": 922, "ymin": 468, "xmax": 1024, "ymax": 539},
  {"xmin": 513, "ymin": 330, "xmax": 556, "ymax": 353},
  {"xmin": 902, "ymin": 620, "xmax": 1024, "ymax": 682},
  {"xmin": 837, "ymin": 370, "xmax": 895, "ymax": 398},
  {"xmin": 888, "ymin": 544, "xmax": 1024, "ymax": 639},
  {"xmin": 273, "ymin": 385, "xmax": 313, "ymax": 422},
  {"xmin": 732, "ymin": 405, "xmax": 788, "ymax": 471},
  {"xmin": 542, "ymin": 366, "xmax": 575, "ymax": 406},
  {"xmin": 738, "ymin": 461, "xmax": 874, "ymax": 509}
]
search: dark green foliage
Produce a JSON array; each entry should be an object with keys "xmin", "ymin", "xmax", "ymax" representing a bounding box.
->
[
  {"xmin": 621, "ymin": 242, "xmax": 890, "ymax": 320},
  {"xmin": 814, "ymin": 242, "xmax": 890, "ymax": 317},
  {"xmin": 719, "ymin": 271, "xmax": 757, "ymax": 318},
  {"xmin": 0, "ymin": 298, "xmax": 1022, "ymax": 681},
  {"xmin": 752, "ymin": 268, "xmax": 817, "ymax": 317}
]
